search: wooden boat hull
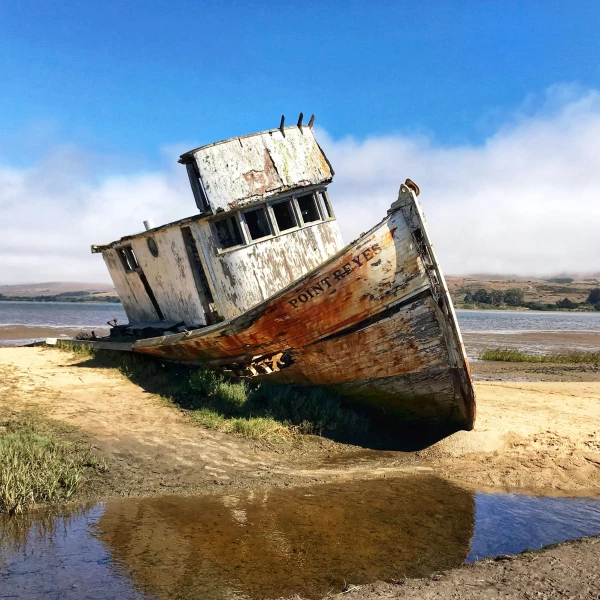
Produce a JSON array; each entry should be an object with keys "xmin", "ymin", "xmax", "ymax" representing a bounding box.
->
[{"xmin": 134, "ymin": 184, "xmax": 476, "ymax": 431}]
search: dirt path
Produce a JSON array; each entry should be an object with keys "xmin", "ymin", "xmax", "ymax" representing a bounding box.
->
[
  {"xmin": 312, "ymin": 536, "xmax": 600, "ymax": 600},
  {"xmin": 1, "ymin": 347, "xmax": 599, "ymax": 498}
]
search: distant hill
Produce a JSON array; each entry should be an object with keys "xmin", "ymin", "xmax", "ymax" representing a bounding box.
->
[
  {"xmin": 446, "ymin": 275, "xmax": 600, "ymax": 309},
  {"xmin": 0, "ymin": 282, "xmax": 117, "ymax": 298},
  {"xmin": 0, "ymin": 282, "xmax": 119, "ymax": 303}
]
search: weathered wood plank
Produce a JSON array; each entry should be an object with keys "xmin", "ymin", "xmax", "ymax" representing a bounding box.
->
[
  {"xmin": 187, "ymin": 127, "xmax": 333, "ymax": 213},
  {"xmin": 130, "ymin": 228, "xmax": 207, "ymax": 327},
  {"xmin": 133, "ymin": 195, "xmax": 476, "ymax": 431},
  {"xmin": 102, "ymin": 249, "xmax": 158, "ymax": 323}
]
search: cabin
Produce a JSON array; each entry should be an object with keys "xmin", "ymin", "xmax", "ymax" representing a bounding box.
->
[{"xmin": 92, "ymin": 119, "xmax": 345, "ymax": 331}]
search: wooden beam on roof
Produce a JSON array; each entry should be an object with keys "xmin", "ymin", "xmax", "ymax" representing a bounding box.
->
[{"xmin": 279, "ymin": 115, "xmax": 285, "ymax": 137}]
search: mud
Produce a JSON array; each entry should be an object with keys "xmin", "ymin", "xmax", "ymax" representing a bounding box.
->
[
  {"xmin": 1, "ymin": 344, "xmax": 600, "ymax": 598},
  {"xmin": 2, "ymin": 479, "xmax": 600, "ymax": 599},
  {"xmin": 314, "ymin": 536, "xmax": 600, "ymax": 600}
]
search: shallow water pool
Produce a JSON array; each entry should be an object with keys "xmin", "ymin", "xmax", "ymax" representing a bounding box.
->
[{"xmin": 1, "ymin": 477, "xmax": 600, "ymax": 599}]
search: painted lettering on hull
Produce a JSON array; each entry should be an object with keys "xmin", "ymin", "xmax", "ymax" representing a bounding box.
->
[{"xmin": 288, "ymin": 244, "xmax": 382, "ymax": 309}]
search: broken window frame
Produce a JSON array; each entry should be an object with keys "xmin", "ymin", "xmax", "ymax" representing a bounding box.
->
[
  {"xmin": 210, "ymin": 186, "xmax": 336, "ymax": 253},
  {"xmin": 211, "ymin": 213, "xmax": 246, "ymax": 250},
  {"xmin": 267, "ymin": 197, "xmax": 300, "ymax": 235},
  {"xmin": 185, "ymin": 160, "xmax": 209, "ymax": 213},
  {"xmin": 240, "ymin": 205, "xmax": 274, "ymax": 242},
  {"xmin": 117, "ymin": 245, "xmax": 139, "ymax": 272},
  {"xmin": 294, "ymin": 192, "xmax": 323, "ymax": 225},
  {"xmin": 317, "ymin": 189, "xmax": 335, "ymax": 220}
]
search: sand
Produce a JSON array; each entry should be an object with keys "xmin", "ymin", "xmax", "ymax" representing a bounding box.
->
[
  {"xmin": 1, "ymin": 345, "xmax": 600, "ymax": 598},
  {"xmin": 0, "ymin": 325, "xmax": 110, "ymax": 346},
  {"xmin": 0, "ymin": 346, "xmax": 599, "ymax": 497}
]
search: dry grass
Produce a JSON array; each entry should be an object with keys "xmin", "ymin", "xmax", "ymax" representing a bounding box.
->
[
  {"xmin": 0, "ymin": 418, "xmax": 107, "ymax": 515},
  {"xmin": 480, "ymin": 349, "xmax": 600, "ymax": 364},
  {"xmin": 0, "ymin": 363, "xmax": 107, "ymax": 514}
]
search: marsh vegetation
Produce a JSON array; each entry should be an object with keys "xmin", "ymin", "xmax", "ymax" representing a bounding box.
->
[
  {"xmin": 0, "ymin": 417, "xmax": 107, "ymax": 514},
  {"xmin": 480, "ymin": 349, "xmax": 600, "ymax": 364}
]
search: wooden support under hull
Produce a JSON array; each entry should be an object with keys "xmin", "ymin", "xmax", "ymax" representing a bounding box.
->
[{"xmin": 134, "ymin": 184, "xmax": 476, "ymax": 431}]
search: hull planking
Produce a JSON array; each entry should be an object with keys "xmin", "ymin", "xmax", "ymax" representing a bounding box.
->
[{"xmin": 134, "ymin": 184, "xmax": 476, "ymax": 431}]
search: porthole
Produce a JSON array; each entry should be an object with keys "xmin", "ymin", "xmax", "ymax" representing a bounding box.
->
[{"xmin": 147, "ymin": 237, "xmax": 159, "ymax": 257}]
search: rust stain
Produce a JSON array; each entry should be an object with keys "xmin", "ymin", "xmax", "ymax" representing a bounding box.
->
[
  {"xmin": 135, "ymin": 206, "xmax": 475, "ymax": 430},
  {"xmin": 241, "ymin": 149, "xmax": 282, "ymax": 197},
  {"xmin": 95, "ymin": 126, "xmax": 474, "ymax": 430}
]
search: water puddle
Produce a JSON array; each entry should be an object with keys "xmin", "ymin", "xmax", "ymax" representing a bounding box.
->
[{"xmin": 1, "ymin": 476, "xmax": 600, "ymax": 599}]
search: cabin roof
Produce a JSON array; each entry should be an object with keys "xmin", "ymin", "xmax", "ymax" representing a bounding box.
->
[
  {"xmin": 178, "ymin": 124, "xmax": 325, "ymax": 162},
  {"xmin": 91, "ymin": 214, "xmax": 202, "ymax": 253},
  {"xmin": 180, "ymin": 125, "xmax": 334, "ymax": 213},
  {"xmin": 92, "ymin": 123, "xmax": 335, "ymax": 252}
]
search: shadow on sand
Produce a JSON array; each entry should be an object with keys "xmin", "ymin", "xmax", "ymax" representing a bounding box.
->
[{"xmin": 70, "ymin": 348, "xmax": 457, "ymax": 452}]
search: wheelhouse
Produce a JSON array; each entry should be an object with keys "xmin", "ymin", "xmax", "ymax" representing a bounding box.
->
[{"xmin": 93, "ymin": 119, "xmax": 344, "ymax": 330}]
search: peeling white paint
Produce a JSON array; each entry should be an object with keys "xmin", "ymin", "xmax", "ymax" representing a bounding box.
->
[
  {"xmin": 190, "ymin": 127, "xmax": 332, "ymax": 213},
  {"xmin": 129, "ymin": 228, "xmax": 208, "ymax": 326},
  {"xmin": 103, "ymin": 249, "xmax": 159, "ymax": 323},
  {"xmin": 98, "ymin": 126, "xmax": 344, "ymax": 327},
  {"xmin": 193, "ymin": 219, "xmax": 343, "ymax": 319}
]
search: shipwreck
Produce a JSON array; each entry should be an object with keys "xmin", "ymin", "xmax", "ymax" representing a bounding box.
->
[{"xmin": 92, "ymin": 115, "xmax": 475, "ymax": 431}]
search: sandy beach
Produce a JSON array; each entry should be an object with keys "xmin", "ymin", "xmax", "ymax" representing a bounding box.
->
[
  {"xmin": 0, "ymin": 325, "xmax": 110, "ymax": 346},
  {"xmin": 1, "ymin": 346, "xmax": 598, "ymax": 496},
  {"xmin": 1, "ymin": 344, "xmax": 599, "ymax": 598}
]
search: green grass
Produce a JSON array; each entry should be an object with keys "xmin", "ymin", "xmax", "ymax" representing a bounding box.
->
[
  {"xmin": 479, "ymin": 348, "xmax": 600, "ymax": 364},
  {"xmin": 60, "ymin": 343, "xmax": 369, "ymax": 442},
  {"xmin": 0, "ymin": 418, "xmax": 107, "ymax": 515},
  {"xmin": 191, "ymin": 409, "xmax": 290, "ymax": 441}
]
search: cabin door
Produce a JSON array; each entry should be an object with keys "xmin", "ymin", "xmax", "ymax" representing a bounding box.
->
[
  {"xmin": 117, "ymin": 245, "xmax": 165, "ymax": 321},
  {"xmin": 180, "ymin": 226, "xmax": 220, "ymax": 325}
]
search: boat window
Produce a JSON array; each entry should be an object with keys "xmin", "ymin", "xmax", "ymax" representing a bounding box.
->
[
  {"xmin": 297, "ymin": 193, "xmax": 321, "ymax": 224},
  {"xmin": 125, "ymin": 246, "xmax": 139, "ymax": 270},
  {"xmin": 213, "ymin": 215, "xmax": 243, "ymax": 249},
  {"xmin": 244, "ymin": 206, "xmax": 272, "ymax": 240},
  {"xmin": 319, "ymin": 190, "xmax": 334, "ymax": 219},
  {"xmin": 147, "ymin": 237, "xmax": 159, "ymax": 257},
  {"xmin": 271, "ymin": 199, "xmax": 298, "ymax": 232},
  {"xmin": 117, "ymin": 249, "xmax": 130, "ymax": 271},
  {"xmin": 117, "ymin": 245, "xmax": 139, "ymax": 272}
]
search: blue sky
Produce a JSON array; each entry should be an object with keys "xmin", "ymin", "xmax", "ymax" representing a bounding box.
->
[
  {"xmin": 1, "ymin": 1, "xmax": 600, "ymax": 282},
  {"xmin": 2, "ymin": 0, "xmax": 599, "ymax": 165}
]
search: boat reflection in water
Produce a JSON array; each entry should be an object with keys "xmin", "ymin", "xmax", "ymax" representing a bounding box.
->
[
  {"xmin": 97, "ymin": 475, "xmax": 474, "ymax": 599},
  {"xmin": 3, "ymin": 477, "xmax": 600, "ymax": 599}
]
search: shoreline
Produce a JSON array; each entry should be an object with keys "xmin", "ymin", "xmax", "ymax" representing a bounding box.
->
[
  {"xmin": 0, "ymin": 298, "xmax": 121, "ymax": 304},
  {"xmin": 311, "ymin": 536, "xmax": 600, "ymax": 600},
  {"xmin": 0, "ymin": 325, "xmax": 111, "ymax": 347},
  {"xmin": 1, "ymin": 346, "xmax": 599, "ymax": 597},
  {"xmin": 463, "ymin": 330, "xmax": 600, "ymax": 363},
  {"xmin": 1, "ymin": 345, "xmax": 598, "ymax": 499}
]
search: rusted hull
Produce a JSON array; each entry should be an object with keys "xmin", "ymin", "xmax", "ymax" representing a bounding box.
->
[{"xmin": 134, "ymin": 185, "xmax": 476, "ymax": 430}]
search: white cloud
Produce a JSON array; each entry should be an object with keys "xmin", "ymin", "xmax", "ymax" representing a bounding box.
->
[
  {"xmin": 1, "ymin": 85, "xmax": 599, "ymax": 283},
  {"xmin": 322, "ymin": 85, "xmax": 600, "ymax": 277},
  {"xmin": 0, "ymin": 147, "xmax": 193, "ymax": 283}
]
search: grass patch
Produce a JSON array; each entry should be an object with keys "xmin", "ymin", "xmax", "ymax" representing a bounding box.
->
[
  {"xmin": 60, "ymin": 344, "xmax": 369, "ymax": 442},
  {"xmin": 479, "ymin": 348, "xmax": 600, "ymax": 364},
  {"xmin": 192, "ymin": 409, "xmax": 290, "ymax": 441},
  {"xmin": 0, "ymin": 417, "xmax": 107, "ymax": 515}
]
